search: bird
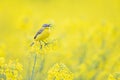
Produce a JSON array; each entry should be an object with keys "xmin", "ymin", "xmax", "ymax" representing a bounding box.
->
[{"xmin": 31, "ymin": 24, "xmax": 51, "ymax": 47}]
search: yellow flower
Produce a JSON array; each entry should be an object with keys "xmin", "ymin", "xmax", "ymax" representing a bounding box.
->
[
  {"xmin": 47, "ymin": 63, "xmax": 74, "ymax": 80},
  {"xmin": 108, "ymin": 72, "xmax": 120, "ymax": 80},
  {"xmin": 0, "ymin": 58, "xmax": 23, "ymax": 80}
]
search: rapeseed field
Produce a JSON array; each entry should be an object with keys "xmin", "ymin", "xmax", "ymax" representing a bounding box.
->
[{"xmin": 0, "ymin": 0, "xmax": 120, "ymax": 80}]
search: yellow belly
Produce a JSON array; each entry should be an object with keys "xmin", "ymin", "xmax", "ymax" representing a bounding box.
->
[{"xmin": 35, "ymin": 29, "xmax": 50, "ymax": 41}]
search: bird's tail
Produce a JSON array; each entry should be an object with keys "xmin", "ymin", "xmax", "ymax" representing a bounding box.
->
[{"xmin": 30, "ymin": 42, "xmax": 34, "ymax": 46}]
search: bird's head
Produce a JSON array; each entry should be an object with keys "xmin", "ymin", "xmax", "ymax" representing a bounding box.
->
[{"xmin": 42, "ymin": 24, "xmax": 52, "ymax": 28}]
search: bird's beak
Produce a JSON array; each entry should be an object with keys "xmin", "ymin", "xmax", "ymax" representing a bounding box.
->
[{"xmin": 49, "ymin": 24, "xmax": 52, "ymax": 27}]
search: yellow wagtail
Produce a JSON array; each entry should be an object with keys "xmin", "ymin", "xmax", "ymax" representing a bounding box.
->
[{"xmin": 31, "ymin": 24, "xmax": 51, "ymax": 46}]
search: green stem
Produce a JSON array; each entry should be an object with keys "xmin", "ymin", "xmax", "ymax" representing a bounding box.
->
[
  {"xmin": 34, "ymin": 55, "xmax": 45, "ymax": 79},
  {"xmin": 30, "ymin": 54, "xmax": 37, "ymax": 80}
]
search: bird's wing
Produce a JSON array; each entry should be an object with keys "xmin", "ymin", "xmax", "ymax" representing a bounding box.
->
[{"xmin": 34, "ymin": 27, "xmax": 45, "ymax": 39}]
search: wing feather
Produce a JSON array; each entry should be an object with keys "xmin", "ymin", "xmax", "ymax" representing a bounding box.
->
[{"xmin": 34, "ymin": 28, "xmax": 44, "ymax": 39}]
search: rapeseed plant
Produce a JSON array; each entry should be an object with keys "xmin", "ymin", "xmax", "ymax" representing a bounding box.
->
[
  {"xmin": 29, "ymin": 23, "xmax": 56, "ymax": 80},
  {"xmin": 0, "ymin": 57, "xmax": 23, "ymax": 80},
  {"xmin": 47, "ymin": 63, "xmax": 73, "ymax": 80},
  {"xmin": 0, "ymin": 0, "xmax": 120, "ymax": 80},
  {"xmin": 108, "ymin": 72, "xmax": 120, "ymax": 80}
]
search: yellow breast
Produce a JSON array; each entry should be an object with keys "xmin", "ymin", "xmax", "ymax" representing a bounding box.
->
[{"xmin": 35, "ymin": 28, "xmax": 50, "ymax": 41}]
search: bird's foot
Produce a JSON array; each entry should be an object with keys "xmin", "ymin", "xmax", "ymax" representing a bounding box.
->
[
  {"xmin": 44, "ymin": 42, "xmax": 49, "ymax": 46},
  {"xmin": 40, "ymin": 45, "xmax": 42, "ymax": 49}
]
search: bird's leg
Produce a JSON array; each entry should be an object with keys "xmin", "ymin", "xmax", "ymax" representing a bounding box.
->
[
  {"xmin": 30, "ymin": 42, "xmax": 34, "ymax": 46},
  {"xmin": 42, "ymin": 40, "xmax": 49, "ymax": 46},
  {"xmin": 39, "ymin": 41, "xmax": 42, "ymax": 49}
]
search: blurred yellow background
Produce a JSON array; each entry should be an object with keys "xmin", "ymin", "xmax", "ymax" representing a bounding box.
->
[{"xmin": 0, "ymin": 0, "xmax": 120, "ymax": 80}]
